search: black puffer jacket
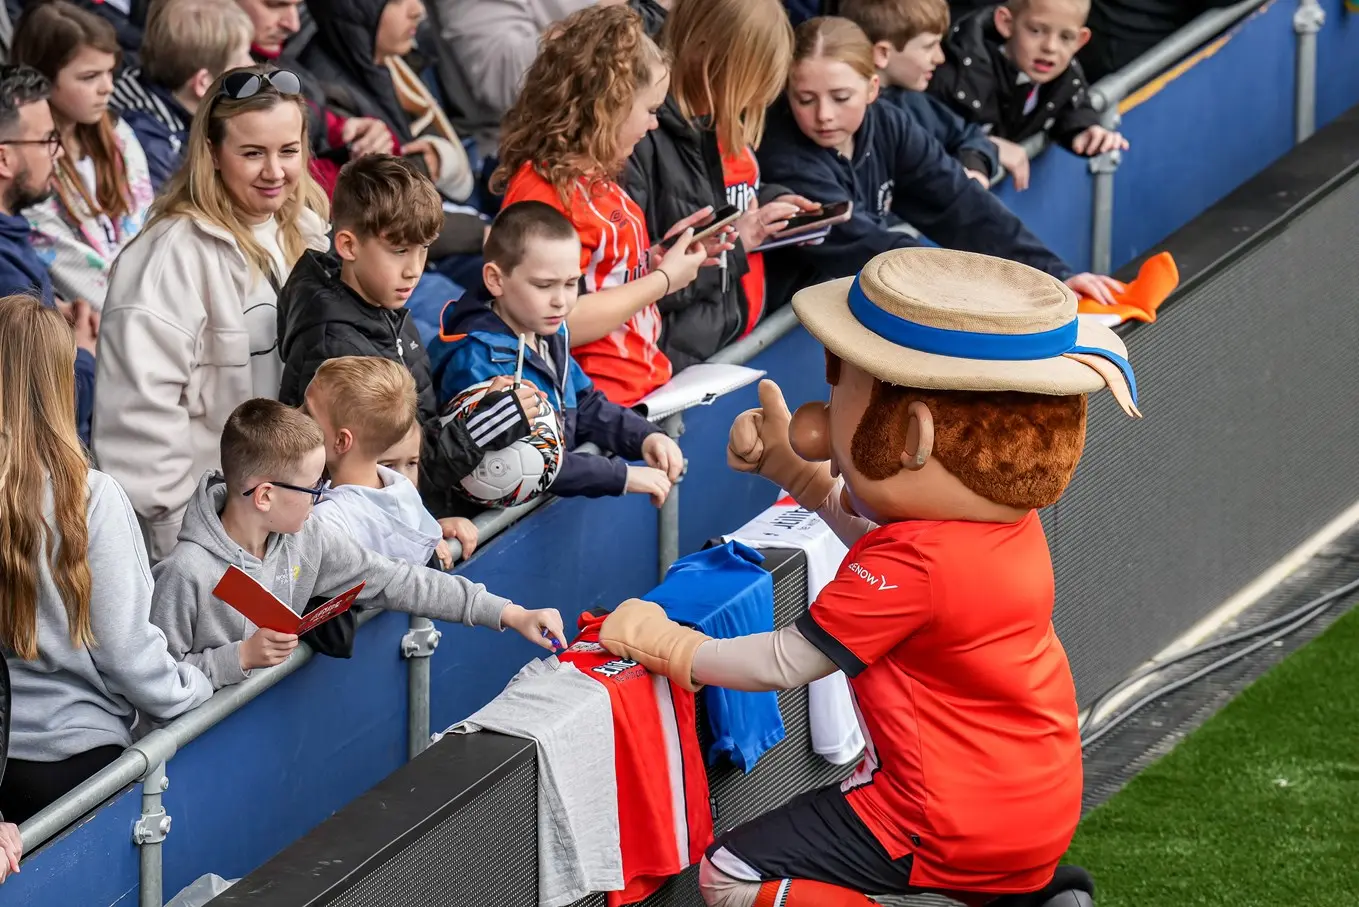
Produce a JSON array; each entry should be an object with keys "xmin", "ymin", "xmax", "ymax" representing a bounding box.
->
[
  {"xmin": 625, "ymin": 97, "xmax": 792, "ymax": 371},
  {"xmin": 928, "ymin": 5, "xmax": 1100, "ymax": 150},
  {"xmin": 296, "ymin": 0, "xmax": 417, "ymax": 143},
  {"xmin": 276, "ymin": 251, "xmax": 531, "ymax": 519}
]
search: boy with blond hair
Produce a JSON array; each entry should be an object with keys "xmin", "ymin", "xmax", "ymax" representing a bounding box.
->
[
  {"xmin": 150, "ymin": 399, "xmax": 564, "ymax": 690},
  {"xmin": 111, "ymin": 0, "xmax": 256, "ymax": 189},
  {"xmin": 840, "ymin": 0, "xmax": 999, "ymax": 187},
  {"xmin": 927, "ymin": 0, "xmax": 1128, "ymax": 188},
  {"xmin": 305, "ymin": 356, "xmax": 460, "ymax": 570}
]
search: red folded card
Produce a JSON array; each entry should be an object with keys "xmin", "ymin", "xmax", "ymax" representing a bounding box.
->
[{"xmin": 211, "ymin": 565, "xmax": 364, "ymax": 636}]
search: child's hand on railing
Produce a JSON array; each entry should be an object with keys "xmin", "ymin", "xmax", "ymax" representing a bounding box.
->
[
  {"xmin": 626, "ymin": 465, "xmax": 672, "ymax": 507},
  {"xmin": 0, "ymin": 821, "xmax": 21, "ymax": 882},
  {"xmin": 500, "ymin": 604, "xmax": 567, "ymax": 651},
  {"xmin": 642, "ymin": 433, "xmax": 684, "ymax": 482},
  {"xmin": 240, "ymin": 628, "xmax": 300, "ymax": 671}
]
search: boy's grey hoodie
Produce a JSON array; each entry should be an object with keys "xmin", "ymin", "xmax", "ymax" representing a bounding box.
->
[
  {"xmin": 150, "ymin": 472, "xmax": 512, "ymax": 689},
  {"xmin": 6, "ymin": 470, "xmax": 213, "ymax": 762},
  {"xmin": 310, "ymin": 466, "xmax": 441, "ymax": 567}
]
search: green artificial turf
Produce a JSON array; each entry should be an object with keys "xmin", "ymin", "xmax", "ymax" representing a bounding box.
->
[{"xmin": 1065, "ymin": 603, "xmax": 1359, "ymax": 906}]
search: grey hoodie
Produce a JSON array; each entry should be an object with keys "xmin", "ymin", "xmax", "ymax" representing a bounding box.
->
[
  {"xmin": 150, "ymin": 472, "xmax": 512, "ymax": 689},
  {"xmin": 6, "ymin": 471, "xmax": 213, "ymax": 762},
  {"xmin": 310, "ymin": 466, "xmax": 441, "ymax": 567}
]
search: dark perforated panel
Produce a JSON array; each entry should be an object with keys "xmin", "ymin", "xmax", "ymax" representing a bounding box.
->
[
  {"xmin": 1049, "ymin": 170, "xmax": 1359, "ymax": 706},
  {"xmin": 326, "ymin": 756, "xmax": 537, "ymax": 907}
]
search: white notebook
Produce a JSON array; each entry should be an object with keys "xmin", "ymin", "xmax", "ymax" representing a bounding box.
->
[{"xmin": 634, "ymin": 363, "xmax": 766, "ymax": 421}]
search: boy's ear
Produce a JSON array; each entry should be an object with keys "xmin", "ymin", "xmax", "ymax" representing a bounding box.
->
[
  {"xmin": 483, "ymin": 261, "xmax": 506, "ymax": 297},
  {"xmin": 993, "ymin": 5, "xmax": 1014, "ymax": 39},
  {"xmin": 334, "ymin": 229, "xmax": 359, "ymax": 262},
  {"xmin": 1076, "ymin": 26, "xmax": 1092, "ymax": 51},
  {"xmin": 334, "ymin": 428, "xmax": 355, "ymax": 457},
  {"xmin": 871, "ymin": 40, "xmax": 893, "ymax": 71},
  {"xmin": 188, "ymin": 68, "xmax": 214, "ymax": 102}
]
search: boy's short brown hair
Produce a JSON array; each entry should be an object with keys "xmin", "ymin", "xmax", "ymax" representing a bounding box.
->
[
  {"xmin": 839, "ymin": 0, "xmax": 949, "ymax": 49},
  {"xmin": 141, "ymin": 0, "xmax": 254, "ymax": 92},
  {"xmin": 221, "ymin": 398, "xmax": 325, "ymax": 493},
  {"xmin": 1006, "ymin": 0, "xmax": 1091, "ymax": 18},
  {"xmin": 331, "ymin": 155, "xmax": 443, "ymax": 248},
  {"xmin": 307, "ymin": 356, "xmax": 418, "ymax": 458},
  {"xmin": 484, "ymin": 201, "xmax": 579, "ymax": 273}
]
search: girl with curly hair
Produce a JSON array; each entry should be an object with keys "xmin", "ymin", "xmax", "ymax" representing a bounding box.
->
[{"xmin": 490, "ymin": 3, "xmax": 729, "ymax": 406}]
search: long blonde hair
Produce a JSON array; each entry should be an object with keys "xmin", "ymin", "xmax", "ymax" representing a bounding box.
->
[
  {"xmin": 493, "ymin": 5, "xmax": 668, "ymax": 202},
  {"xmin": 149, "ymin": 65, "xmax": 329, "ymax": 279},
  {"xmin": 663, "ymin": 0, "xmax": 794, "ymax": 152},
  {"xmin": 0, "ymin": 296, "xmax": 94, "ymax": 661}
]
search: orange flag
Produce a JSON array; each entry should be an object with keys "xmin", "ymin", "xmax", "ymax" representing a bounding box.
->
[{"xmin": 1077, "ymin": 251, "xmax": 1179, "ymax": 323}]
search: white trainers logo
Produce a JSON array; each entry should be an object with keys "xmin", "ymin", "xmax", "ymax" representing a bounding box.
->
[{"xmin": 847, "ymin": 562, "xmax": 898, "ymax": 592}]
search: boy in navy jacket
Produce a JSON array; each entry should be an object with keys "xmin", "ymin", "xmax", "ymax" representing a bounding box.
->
[
  {"xmin": 429, "ymin": 202, "xmax": 684, "ymax": 507},
  {"xmin": 840, "ymin": 0, "xmax": 1000, "ymax": 185}
]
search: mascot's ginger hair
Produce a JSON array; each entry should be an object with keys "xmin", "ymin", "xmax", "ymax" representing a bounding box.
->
[{"xmin": 827, "ymin": 352, "xmax": 1087, "ymax": 510}]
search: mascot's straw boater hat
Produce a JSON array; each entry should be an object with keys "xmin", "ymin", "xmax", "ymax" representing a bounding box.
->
[{"xmin": 793, "ymin": 248, "xmax": 1141, "ymax": 417}]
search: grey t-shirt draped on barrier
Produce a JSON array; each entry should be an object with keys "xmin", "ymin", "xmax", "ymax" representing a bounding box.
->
[{"xmin": 447, "ymin": 657, "xmax": 622, "ymax": 907}]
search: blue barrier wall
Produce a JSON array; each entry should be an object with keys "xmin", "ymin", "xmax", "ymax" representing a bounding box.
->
[
  {"xmin": 1317, "ymin": 1, "xmax": 1359, "ymax": 128},
  {"xmin": 1111, "ymin": 0, "xmax": 1295, "ymax": 268},
  {"xmin": 993, "ymin": 145, "xmax": 1095, "ymax": 273},
  {"xmin": 2, "ymin": 787, "xmax": 140, "ymax": 906}
]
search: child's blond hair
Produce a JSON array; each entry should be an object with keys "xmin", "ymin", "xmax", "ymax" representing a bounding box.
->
[
  {"xmin": 308, "ymin": 357, "xmax": 418, "ymax": 458},
  {"xmin": 141, "ymin": 0, "xmax": 254, "ymax": 92}
]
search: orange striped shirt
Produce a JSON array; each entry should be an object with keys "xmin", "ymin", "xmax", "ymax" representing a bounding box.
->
[{"xmin": 504, "ymin": 164, "xmax": 673, "ymax": 406}]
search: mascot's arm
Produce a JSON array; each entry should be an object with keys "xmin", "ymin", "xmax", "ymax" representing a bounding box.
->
[
  {"xmin": 691, "ymin": 626, "xmax": 837, "ymax": 691},
  {"xmin": 817, "ymin": 477, "xmax": 878, "ymax": 548},
  {"xmin": 601, "ymin": 600, "xmax": 836, "ymax": 692}
]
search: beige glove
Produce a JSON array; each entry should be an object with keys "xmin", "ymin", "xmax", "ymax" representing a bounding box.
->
[
  {"xmin": 727, "ymin": 379, "xmax": 835, "ymax": 511},
  {"xmin": 600, "ymin": 599, "xmax": 710, "ymax": 693}
]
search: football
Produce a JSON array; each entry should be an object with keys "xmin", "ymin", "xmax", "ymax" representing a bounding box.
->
[{"xmin": 440, "ymin": 380, "xmax": 565, "ymax": 507}]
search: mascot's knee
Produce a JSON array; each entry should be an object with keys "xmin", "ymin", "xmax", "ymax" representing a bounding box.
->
[{"xmin": 699, "ymin": 855, "xmax": 755, "ymax": 907}]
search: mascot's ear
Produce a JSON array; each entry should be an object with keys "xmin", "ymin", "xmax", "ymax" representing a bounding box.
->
[{"xmin": 900, "ymin": 401, "xmax": 934, "ymax": 471}]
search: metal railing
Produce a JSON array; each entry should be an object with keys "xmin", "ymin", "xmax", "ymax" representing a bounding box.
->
[{"xmin": 13, "ymin": 4, "xmax": 1328, "ymax": 902}]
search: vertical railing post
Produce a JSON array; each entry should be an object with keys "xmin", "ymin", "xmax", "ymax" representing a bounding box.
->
[
  {"xmin": 1089, "ymin": 106, "xmax": 1123, "ymax": 276},
  {"xmin": 1293, "ymin": 0, "xmax": 1325, "ymax": 143},
  {"xmin": 658, "ymin": 414, "xmax": 685, "ymax": 582},
  {"xmin": 134, "ymin": 761, "xmax": 170, "ymax": 907},
  {"xmin": 403, "ymin": 616, "xmax": 442, "ymax": 760}
]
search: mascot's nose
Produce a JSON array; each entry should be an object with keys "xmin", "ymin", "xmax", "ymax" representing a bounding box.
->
[{"xmin": 789, "ymin": 402, "xmax": 832, "ymax": 462}]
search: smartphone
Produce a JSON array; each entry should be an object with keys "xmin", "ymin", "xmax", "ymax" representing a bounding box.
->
[
  {"xmin": 778, "ymin": 200, "xmax": 854, "ymax": 237},
  {"xmin": 659, "ymin": 204, "xmax": 742, "ymax": 251}
]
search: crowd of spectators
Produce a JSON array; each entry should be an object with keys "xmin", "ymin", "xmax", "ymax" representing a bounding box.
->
[{"xmin": 0, "ymin": 0, "xmax": 1196, "ymax": 882}]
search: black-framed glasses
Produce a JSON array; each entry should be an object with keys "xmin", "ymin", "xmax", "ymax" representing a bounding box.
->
[
  {"xmin": 241, "ymin": 478, "xmax": 329, "ymax": 504},
  {"xmin": 219, "ymin": 69, "xmax": 303, "ymax": 103},
  {"xmin": 0, "ymin": 130, "xmax": 61, "ymax": 155}
]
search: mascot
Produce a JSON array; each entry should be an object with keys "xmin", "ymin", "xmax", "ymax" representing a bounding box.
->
[{"xmin": 600, "ymin": 248, "xmax": 1140, "ymax": 907}]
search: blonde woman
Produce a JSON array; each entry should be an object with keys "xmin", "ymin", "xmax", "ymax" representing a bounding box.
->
[
  {"xmin": 625, "ymin": 0, "xmax": 816, "ymax": 369},
  {"xmin": 0, "ymin": 297, "xmax": 211, "ymax": 825},
  {"xmin": 93, "ymin": 65, "xmax": 330, "ymax": 562}
]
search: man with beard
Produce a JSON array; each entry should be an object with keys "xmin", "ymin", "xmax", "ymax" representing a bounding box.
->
[{"xmin": 0, "ymin": 65, "xmax": 97, "ymax": 444}]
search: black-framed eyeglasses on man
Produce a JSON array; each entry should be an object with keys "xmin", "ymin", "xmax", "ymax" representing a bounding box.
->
[
  {"xmin": 241, "ymin": 478, "xmax": 329, "ymax": 504},
  {"xmin": 0, "ymin": 130, "xmax": 61, "ymax": 155}
]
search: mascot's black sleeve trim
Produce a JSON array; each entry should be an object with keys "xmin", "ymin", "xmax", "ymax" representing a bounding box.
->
[{"xmin": 796, "ymin": 611, "xmax": 868, "ymax": 678}]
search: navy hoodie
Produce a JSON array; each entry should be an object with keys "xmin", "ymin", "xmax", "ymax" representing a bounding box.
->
[
  {"xmin": 429, "ymin": 292, "xmax": 663, "ymax": 499},
  {"xmin": 756, "ymin": 97, "xmax": 1072, "ymax": 309},
  {"xmin": 0, "ymin": 211, "xmax": 95, "ymax": 445}
]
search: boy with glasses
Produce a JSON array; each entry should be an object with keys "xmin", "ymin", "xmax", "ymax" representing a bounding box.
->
[{"xmin": 149, "ymin": 398, "xmax": 565, "ymax": 690}]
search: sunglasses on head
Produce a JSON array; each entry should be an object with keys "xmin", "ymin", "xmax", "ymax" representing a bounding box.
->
[{"xmin": 218, "ymin": 69, "xmax": 303, "ymax": 102}]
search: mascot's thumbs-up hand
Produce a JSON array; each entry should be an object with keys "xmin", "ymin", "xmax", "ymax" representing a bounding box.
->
[{"xmin": 727, "ymin": 379, "xmax": 835, "ymax": 511}]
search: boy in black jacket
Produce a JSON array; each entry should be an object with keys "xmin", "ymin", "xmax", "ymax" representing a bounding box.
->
[
  {"xmin": 927, "ymin": 0, "xmax": 1127, "ymax": 184},
  {"xmin": 277, "ymin": 155, "xmax": 540, "ymax": 544}
]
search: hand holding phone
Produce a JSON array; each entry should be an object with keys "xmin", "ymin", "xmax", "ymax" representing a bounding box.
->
[{"xmin": 658, "ymin": 204, "xmax": 741, "ymax": 252}]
